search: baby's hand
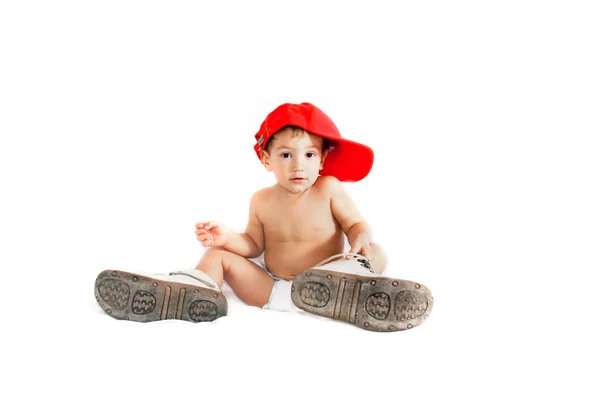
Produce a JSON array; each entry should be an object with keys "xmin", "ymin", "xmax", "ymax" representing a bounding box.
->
[
  {"xmin": 348, "ymin": 243, "xmax": 373, "ymax": 260},
  {"xmin": 195, "ymin": 221, "xmax": 229, "ymax": 247}
]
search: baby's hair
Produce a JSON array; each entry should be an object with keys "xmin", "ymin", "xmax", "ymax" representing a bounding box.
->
[{"xmin": 264, "ymin": 125, "xmax": 335, "ymax": 154}]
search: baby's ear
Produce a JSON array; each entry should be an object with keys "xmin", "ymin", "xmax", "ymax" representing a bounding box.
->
[
  {"xmin": 319, "ymin": 148, "xmax": 329, "ymax": 171},
  {"xmin": 260, "ymin": 150, "xmax": 273, "ymax": 171}
]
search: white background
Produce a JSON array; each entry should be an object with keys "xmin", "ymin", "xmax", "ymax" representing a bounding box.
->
[{"xmin": 1, "ymin": 1, "xmax": 598, "ymax": 399}]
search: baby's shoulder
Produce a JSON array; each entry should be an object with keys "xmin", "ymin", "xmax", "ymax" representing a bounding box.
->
[
  {"xmin": 250, "ymin": 186, "xmax": 271, "ymax": 203},
  {"xmin": 249, "ymin": 186, "xmax": 276, "ymax": 210},
  {"xmin": 314, "ymin": 175, "xmax": 343, "ymax": 194}
]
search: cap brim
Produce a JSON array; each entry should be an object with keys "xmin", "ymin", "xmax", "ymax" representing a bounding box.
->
[{"xmin": 320, "ymin": 137, "xmax": 374, "ymax": 182}]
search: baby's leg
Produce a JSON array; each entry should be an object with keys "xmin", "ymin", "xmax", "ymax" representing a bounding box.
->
[
  {"xmin": 196, "ymin": 248, "xmax": 275, "ymax": 308},
  {"xmin": 368, "ymin": 242, "xmax": 388, "ymax": 275}
]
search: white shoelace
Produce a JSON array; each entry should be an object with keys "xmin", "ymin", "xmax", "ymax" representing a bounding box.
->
[
  {"xmin": 169, "ymin": 271, "xmax": 217, "ymax": 289},
  {"xmin": 314, "ymin": 253, "xmax": 375, "ymax": 274}
]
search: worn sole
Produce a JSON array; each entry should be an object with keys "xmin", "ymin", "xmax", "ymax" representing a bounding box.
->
[
  {"xmin": 94, "ymin": 270, "xmax": 228, "ymax": 323},
  {"xmin": 291, "ymin": 270, "xmax": 433, "ymax": 332}
]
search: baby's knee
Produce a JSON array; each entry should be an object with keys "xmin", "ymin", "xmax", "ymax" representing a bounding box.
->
[
  {"xmin": 201, "ymin": 247, "xmax": 233, "ymax": 261},
  {"xmin": 369, "ymin": 242, "xmax": 388, "ymax": 273},
  {"xmin": 204, "ymin": 247, "xmax": 225, "ymax": 255},
  {"xmin": 370, "ymin": 242, "xmax": 386, "ymax": 256}
]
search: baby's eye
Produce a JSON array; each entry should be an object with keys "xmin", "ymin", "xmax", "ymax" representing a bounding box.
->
[
  {"xmin": 306, "ymin": 152, "xmax": 316, "ymax": 158},
  {"xmin": 280, "ymin": 153, "xmax": 291, "ymax": 159}
]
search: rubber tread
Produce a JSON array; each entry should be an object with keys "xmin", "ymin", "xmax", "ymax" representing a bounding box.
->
[
  {"xmin": 95, "ymin": 270, "xmax": 227, "ymax": 323},
  {"xmin": 291, "ymin": 270, "xmax": 433, "ymax": 332}
]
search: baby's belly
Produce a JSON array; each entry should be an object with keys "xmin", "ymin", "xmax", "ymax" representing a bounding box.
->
[{"xmin": 264, "ymin": 239, "xmax": 344, "ymax": 280}]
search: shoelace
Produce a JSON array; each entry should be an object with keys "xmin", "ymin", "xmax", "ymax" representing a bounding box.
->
[
  {"xmin": 314, "ymin": 253, "xmax": 375, "ymax": 274},
  {"xmin": 169, "ymin": 271, "xmax": 217, "ymax": 289}
]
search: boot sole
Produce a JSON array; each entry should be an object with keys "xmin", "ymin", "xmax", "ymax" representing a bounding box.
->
[
  {"xmin": 94, "ymin": 270, "xmax": 228, "ymax": 323},
  {"xmin": 291, "ymin": 270, "xmax": 433, "ymax": 332}
]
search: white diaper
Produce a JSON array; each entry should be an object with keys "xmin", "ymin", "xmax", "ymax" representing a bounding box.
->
[
  {"xmin": 262, "ymin": 279, "xmax": 297, "ymax": 312},
  {"xmin": 249, "ymin": 255, "xmax": 298, "ymax": 312}
]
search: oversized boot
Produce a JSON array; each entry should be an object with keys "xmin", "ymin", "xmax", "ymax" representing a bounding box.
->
[
  {"xmin": 291, "ymin": 254, "xmax": 433, "ymax": 332},
  {"xmin": 94, "ymin": 269, "xmax": 227, "ymax": 323}
]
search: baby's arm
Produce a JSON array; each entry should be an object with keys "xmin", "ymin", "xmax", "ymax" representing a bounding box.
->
[
  {"xmin": 239, "ymin": 191, "xmax": 265, "ymax": 258},
  {"xmin": 195, "ymin": 192, "xmax": 264, "ymax": 258},
  {"xmin": 326, "ymin": 176, "xmax": 374, "ymax": 258}
]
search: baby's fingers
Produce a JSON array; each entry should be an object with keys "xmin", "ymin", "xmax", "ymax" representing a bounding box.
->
[
  {"xmin": 204, "ymin": 221, "xmax": 220, "ymax": 230},
  {"xmin": 346, "ymin": 246, "xmax": 360, "ymax": 259},
  {"xmin": 198, "ymin": 237, "xmax": 213, "ymax": 247},
  {"xmin": 196, "ymin": 233, "xmax": 211, "ymax": 241},
  {"xmin": 360, "ymin": 245, "xmax": 373, "ymax": 260}
]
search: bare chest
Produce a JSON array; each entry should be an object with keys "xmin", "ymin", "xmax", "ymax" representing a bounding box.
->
[{"xmin": 260, "ymin": 197, "xmax": 338, "ymax": 242}]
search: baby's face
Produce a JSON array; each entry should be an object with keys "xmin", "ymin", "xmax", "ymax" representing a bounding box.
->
[{"xmin": 263, "ymin": 132, "xmax": 327, "ymax": 194}]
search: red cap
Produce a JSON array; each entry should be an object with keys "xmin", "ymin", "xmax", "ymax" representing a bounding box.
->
[{"xmin": 253, "ymin": 102, "xmax": 374, "ymax": 182}]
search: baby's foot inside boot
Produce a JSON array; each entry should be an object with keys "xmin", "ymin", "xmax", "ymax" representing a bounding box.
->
[
  {"xmin": 95, "ymin": 270, "xmax": 227, "ymax": 323},
  {"xmin": 291, "ymin": 269, "xmax": 433, "ymax": 332}
]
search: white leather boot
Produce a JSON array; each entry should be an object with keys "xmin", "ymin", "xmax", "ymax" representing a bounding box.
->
[
  {"xmin": 95, "ymin": 269, "xmax": 227, "ymax": 323},
  {"xmin": 291, "ymin": 254, "xmax": 433, "ymax": 332}
]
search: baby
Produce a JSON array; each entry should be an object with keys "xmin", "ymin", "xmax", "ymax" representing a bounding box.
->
[{"xmin": 95, "ymin": 103, "xmax": 433, "ymax": 332}]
